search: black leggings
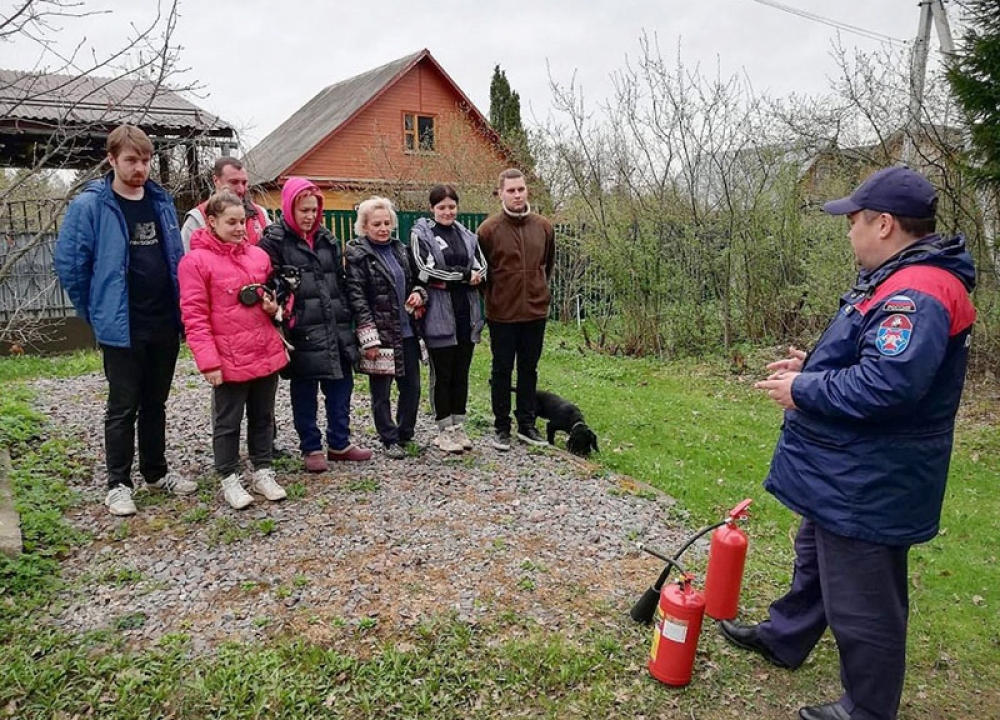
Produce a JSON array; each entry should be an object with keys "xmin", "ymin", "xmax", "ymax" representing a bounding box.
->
[{"xmin": 428, "ymin": 342, "xmax": 475, "ymax": 422}]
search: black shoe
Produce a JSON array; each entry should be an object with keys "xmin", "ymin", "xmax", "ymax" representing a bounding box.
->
[
  {"xmin": 383, "ymin": 443, "xmax": 406, "ymax": 460},
  {"xmin": 799, "ymin": 702, "xmax": 849, "ymax": 720},
  {"xmin": 718, "ymin": 620, "xmax": 790, "ymax": 668},
  {"xmin": 516, "ymin": 426, "xmax": 548, "ymax": 446},
  {"xmin": 271, "ymin": 445, "xmax": 291, "ymax": 460},
  {"xmin": 490, "ymin": 430, "xmax": 512, "ymax": 451}
]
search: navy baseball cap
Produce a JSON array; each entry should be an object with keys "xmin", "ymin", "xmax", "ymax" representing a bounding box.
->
[{"xmin": 822, "ymin": 166, "xmax": 937, "ymax": 217}]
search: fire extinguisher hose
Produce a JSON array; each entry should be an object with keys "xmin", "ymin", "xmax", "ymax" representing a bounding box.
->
[{"xmin": 629, "ymin": 520, "xmax": 726, "ymax": 624}]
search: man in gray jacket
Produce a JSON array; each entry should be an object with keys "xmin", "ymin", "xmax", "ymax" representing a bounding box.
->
[{"xmin": 181, "ymin": 157, "xmax": 270, "ymax": 251}]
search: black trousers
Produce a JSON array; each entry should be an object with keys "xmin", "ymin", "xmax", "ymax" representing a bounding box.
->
[
  {"xmin": 101, "ymin": 335, "xmax": 180, "ymax": 489},
  {"xmin": 488, "ymin": 318, "xmax": 546, "ymax": 433},
  {"xmin": 212, "ymin": 372, "xmax": 279, "ymax": 476},
  {"xmin": 368, "ymin": 337, "xmax": 421, "ymax": 446},
  {"xmin": 428, "ymin": 341, "xmax": 475, "ymax": 423},
  {"xmin": 758, "ymin": 518, "xmax": 910, "ymax": 720}
]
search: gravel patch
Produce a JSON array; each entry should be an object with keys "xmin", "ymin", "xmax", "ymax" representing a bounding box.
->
[{"xmin": 30, "ymin": 358, "xmax": 690, "ymax": 653}]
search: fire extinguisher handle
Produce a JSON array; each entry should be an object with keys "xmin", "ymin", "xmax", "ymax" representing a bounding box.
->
[{"xmin": 727, "ymin": 498, "xmax": 753, "ymax": 521}]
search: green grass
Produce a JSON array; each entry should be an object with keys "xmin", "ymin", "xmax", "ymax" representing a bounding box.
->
[
  {"xmin": 1, "ymin": 332, "xmax": 998, "ymax": 719},
  {"xmin": 467, "ymin": 323, "xmax": 1000, "ymax": 717},
  {"xmin": 0, "ymin": 349, "xmax": 102, "ymax": 385}
]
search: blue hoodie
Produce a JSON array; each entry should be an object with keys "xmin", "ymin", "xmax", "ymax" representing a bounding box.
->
[
  {"xmin": 54, "ymin": 173, "xmax": 183, "ymax": 347},
  {"xmin": 764, "ymin": 234, "xmax": 976, "ymax": 545}
]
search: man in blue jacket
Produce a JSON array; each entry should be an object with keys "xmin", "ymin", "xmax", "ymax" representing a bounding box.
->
[
  {"xmin": 719, "ymin": 167, "xmax": 976, "ymax": 720},
  {"xmin": 55, "ymin": 124, "xmax": 196, "ymax": 516}
]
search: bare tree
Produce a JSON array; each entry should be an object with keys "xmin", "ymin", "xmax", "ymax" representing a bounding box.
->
[
  {"xmin": 0, "ymin": 0, "xmax": 222, "ymax": 350},
  {"xmin": 535, "ymin": 29, "xmax": 997, "ymax": 371},
  {"xmin": 536, "ymin": 33, "xmax": 828, "ymax": 356}
]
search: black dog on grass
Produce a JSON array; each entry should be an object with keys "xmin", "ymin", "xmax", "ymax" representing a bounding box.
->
[{"xmin": 534, "ymin": 390, "xmax": 599, "ymax": 457}]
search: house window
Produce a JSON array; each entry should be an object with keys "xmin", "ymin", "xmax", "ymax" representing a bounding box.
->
[{"xmin": 404, "ymin": 113, "xmax": 435, "ymax": 152}]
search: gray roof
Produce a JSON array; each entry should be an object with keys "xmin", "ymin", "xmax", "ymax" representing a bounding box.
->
[
  {"xmin": 243, "ymin": 50, "xmax": 427, "ymax": 185},
  {"xmin": 0, "ymin": 68, "xmax": 234, "ymax": 136}
]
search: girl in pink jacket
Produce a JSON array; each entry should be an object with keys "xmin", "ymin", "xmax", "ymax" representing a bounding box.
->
[{"xmin": 179, "ymin": 190, "xmax": 289, "ymax": 509}]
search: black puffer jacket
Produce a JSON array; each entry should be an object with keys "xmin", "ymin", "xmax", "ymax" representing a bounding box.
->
[
  {"xmin": 259, "ymin": 221, "xmax": 357, "ymax": 379},
  {"xmin": 344, "ymin": 236, "xmax": 425, "ymax": 377}
]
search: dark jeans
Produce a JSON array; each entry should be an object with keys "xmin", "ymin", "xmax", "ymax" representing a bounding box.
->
[
  {"xmin": 428, "ymin": 341, "xmax": 475, "ymax": 423},
  {"xmin": 289, "ymin": 357, "xmax": 355, "ymax": 453},
  {"xmin": 212, "ymin": 373, "xmax": 278, "ymax": 476},
  {"xmin": 488, "ymin": 318, "xmax": 546, "ymax": 433},
  {"xmin": 369, "ymin": 336, "xmax": 421, "ymax": 446},
  {"xmin": 758, "ymin": 518, "xmax": 910, "ymax": 720},
  {"xmin": 101, "ymin": 335, "xmax": 180, "ymax": 489}
]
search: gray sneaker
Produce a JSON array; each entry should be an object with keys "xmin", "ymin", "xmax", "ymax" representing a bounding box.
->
[
  {"xmin": 433, "ymin": 428, "xmax": 464, "ymax": 454},
  {"xmin": 452, "ymin": 424, "xmax": 473, "ymax": 450},
  {"xmin": 490, "ymin": 430, "xmax": 511, "ymax": 451},
  {"xmin": 105, "ymin": 485, "xmax": 137, "ymax": 516},
  {"xmin": 147, "ymin": 472, "xmax": 198, "ymax": 495}
]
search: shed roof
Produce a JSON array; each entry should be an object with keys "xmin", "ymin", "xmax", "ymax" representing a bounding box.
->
[{"xmin": 0, "ymin": 68, "xmax": 234, "ymax": 135}]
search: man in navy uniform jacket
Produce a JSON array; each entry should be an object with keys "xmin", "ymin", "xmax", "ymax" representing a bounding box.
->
[{"xmin": 720, "ymin": 167, "xmax": 976, "ymax": 720}]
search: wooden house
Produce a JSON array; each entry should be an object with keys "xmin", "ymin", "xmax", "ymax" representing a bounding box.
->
[{"xmin": 243, "ymin": 49, "xmax": 514, "ymax": 213}]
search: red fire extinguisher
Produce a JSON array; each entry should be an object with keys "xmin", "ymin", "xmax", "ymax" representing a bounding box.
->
[
  {"xmin": 648, "ymin": 571, "xmax": 706, "ymax": 687},
  {"xmin": 703, "ymin": 499, "xmax": 753, "ymax": 621}
]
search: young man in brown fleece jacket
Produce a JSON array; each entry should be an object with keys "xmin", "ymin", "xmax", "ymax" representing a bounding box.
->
[{"xmin": 477, "ymin": 168, "xmax": 556, "ymax": 450}]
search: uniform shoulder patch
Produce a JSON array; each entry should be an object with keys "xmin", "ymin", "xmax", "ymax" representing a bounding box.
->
[
  {"xmin": 876, "ymin": 314, "xmax": 914, "ymax": 356},
  {"xmin": 882, "ymin": 295, "xmax": 916, "ymax": 313}
]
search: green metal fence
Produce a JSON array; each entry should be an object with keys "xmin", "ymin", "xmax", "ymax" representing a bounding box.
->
[
  {"xmin": 273, "ymin": 210, "xmax": 611, "ymax": 323},
  {"xmin": 278, "ymin": 209, "xmax": 489, "ymax": 244}
]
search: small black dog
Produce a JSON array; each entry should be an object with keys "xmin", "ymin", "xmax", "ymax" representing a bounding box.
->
[{"xmin": 534, "ymin": 390, "xmax": 599, "ymax": 457}]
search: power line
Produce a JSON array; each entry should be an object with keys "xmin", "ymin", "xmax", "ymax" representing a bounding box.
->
[{"xmin": 749, "ymin": 0, "xmax": 909, "ymax": 46}]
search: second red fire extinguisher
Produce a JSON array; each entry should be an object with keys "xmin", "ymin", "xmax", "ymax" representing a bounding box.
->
[{"xmin": 703, "ymin": 499, "xmax": 753, "ymax": 621}]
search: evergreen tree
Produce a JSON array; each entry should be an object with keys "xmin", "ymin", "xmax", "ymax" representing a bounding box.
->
[
  {"xmin": 489, "ymin": 65, "xmax": 534, "ymax": 168},
  {"xmin": 947, "ymin": 0, "xmax": 1000, "ymax": 185}
]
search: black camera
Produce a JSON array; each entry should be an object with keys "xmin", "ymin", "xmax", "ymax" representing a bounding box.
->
[
  {"xmin": 238, "ymin": 266, "xmax": 302, "ymax": 308},
  {"xmin": 238, "ymin": 284, "xmax": 268, "ymax": 306}
]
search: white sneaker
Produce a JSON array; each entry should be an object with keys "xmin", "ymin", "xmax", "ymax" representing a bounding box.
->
[
  {"xmin": 105, "ymin": 485, "xmax": 137, "ymax": 516},
  {"xmin": 221, "ymin": 472, "xmax": 254, "ymax": 510},
  {"xmin": 434, "ymin": 427, "xmax": 464, "ymax": 453},
  {"xmin": 147, "ymin": 472, "xmax": 198, "ymax": 496},
  {"xmin": 452, "ymin": 424, "xmax": 473, "ymax": 450},
  {"xmin": 250, "ymin": 467, "xmax": 287, "ymax": 501}
]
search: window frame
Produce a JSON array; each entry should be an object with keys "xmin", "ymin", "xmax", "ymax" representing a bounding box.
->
[{"xmin": 402, "ymin": 112, "xmax": 437, "ymax": 154}]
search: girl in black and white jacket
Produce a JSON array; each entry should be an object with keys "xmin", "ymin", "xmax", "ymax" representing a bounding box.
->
[{"xmin": 410, "ymin": 184, "xmax": 487, "ymax": 453}]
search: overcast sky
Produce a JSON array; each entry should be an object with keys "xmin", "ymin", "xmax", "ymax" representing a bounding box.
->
[{"xmin": 1, "ymin": 0, "xmax": 955, "ymax": 149}]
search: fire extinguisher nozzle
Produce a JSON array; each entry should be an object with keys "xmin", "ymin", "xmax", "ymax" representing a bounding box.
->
[{"xmin": 630, "ymin": 586, "xmax": 660, "ymax": 624}]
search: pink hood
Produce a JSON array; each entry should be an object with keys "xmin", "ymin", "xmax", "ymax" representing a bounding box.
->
[
  {"xmin": 189, "ymin": 226, "xmax": 245, "ymax": 256},
  {"xmin": 281, "ymin": 177, "xmax": 324, "ymax": 240}
]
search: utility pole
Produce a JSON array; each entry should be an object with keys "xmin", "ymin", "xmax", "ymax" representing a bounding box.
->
[{"xmin": 903, "ymin": 0, "xmax": 955, "ymax": 165}]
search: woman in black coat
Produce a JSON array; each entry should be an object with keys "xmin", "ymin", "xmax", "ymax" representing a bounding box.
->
[
  {"xmin": 259, "ymin": 177, "xmax": 372, "ymax": 472},
  {"xmin": 344, "ymin": 196, "xmax": 426, "ymax": 459}
]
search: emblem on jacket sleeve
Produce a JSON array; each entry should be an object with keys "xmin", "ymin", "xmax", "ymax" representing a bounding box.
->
[
  {"xmin": 876, "ymin": 314, "xmax": 914, "ymax": 356},
  {"xmin": 883, "ymin": 295, "xmax": 916, "ymax": 313}
]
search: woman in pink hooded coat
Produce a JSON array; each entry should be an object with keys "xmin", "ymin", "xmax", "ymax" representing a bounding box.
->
[
  {"xmin": 258, "ymin": 178, "xmax": 372, "ymax": 472},
  {"xmin": 178, "ymin": 190, "xmax": 289, "ymax": 509}
]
